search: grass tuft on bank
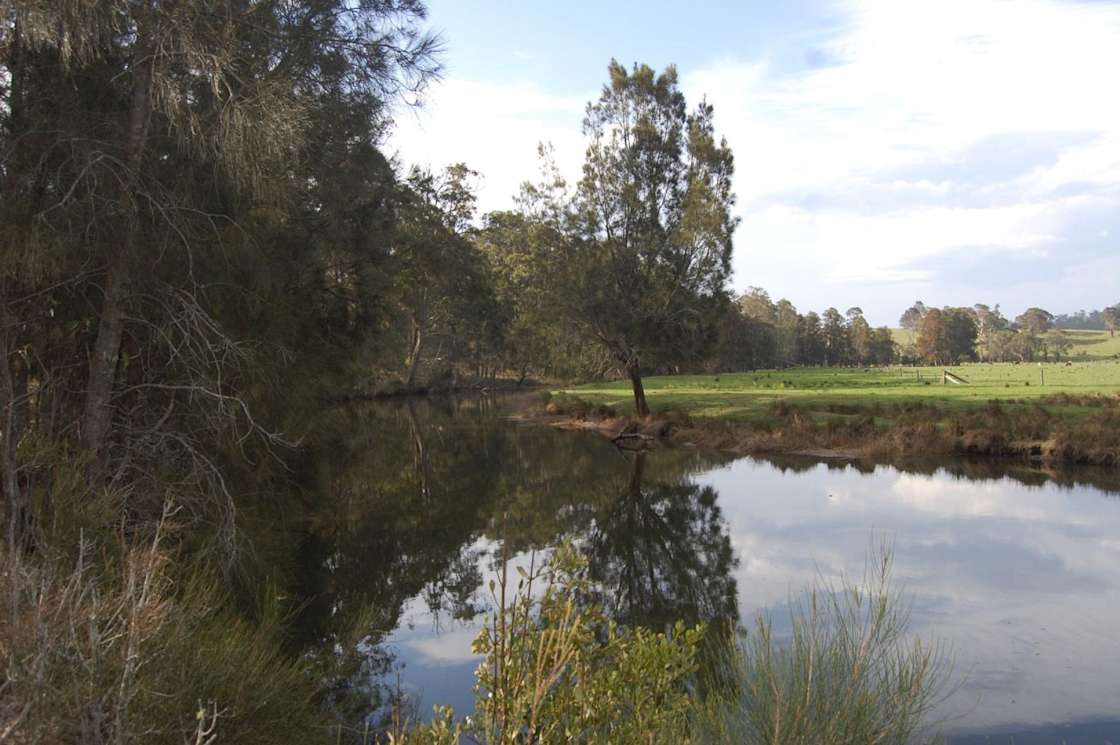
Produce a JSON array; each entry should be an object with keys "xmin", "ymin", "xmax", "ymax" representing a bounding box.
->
[{"xmin": 695, "ymin": 543, "xmax": 951, "ymax": 745}]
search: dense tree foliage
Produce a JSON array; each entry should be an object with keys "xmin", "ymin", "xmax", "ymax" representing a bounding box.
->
[
  {"xmin": 1105, "ymin": 306, "xmax": 1120, "ymax": 338},
  {"xmin": 916, "ymin": 307, "xmax": 977, "ymax": 365},
  {"xmin": 710, "ymin": 289, "xmax": 896, "ymax": 369},
  {"xmin": 1054, "ymin": 306, "xmax": 1117, "ymax": 331}
]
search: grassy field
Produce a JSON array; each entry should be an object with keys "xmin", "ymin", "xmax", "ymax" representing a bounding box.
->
[{"xmin": 563, "ymin": 361, "xmax": 1120, "ymax": 422}]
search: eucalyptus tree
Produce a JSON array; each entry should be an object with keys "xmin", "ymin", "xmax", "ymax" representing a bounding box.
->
[
  {"xmin": 476, "ymin": 210, "xmax": 581, "ymax": 381},
  {"xmin": 821, "ymin": 308, "xmax": 849, "ymax": 366},
  {"xmin": 773, "ymin": 298, "xmax": 801, "ymax": 366},
  {"xmin": 565, "ymin": 61, "xmax": 737, "ymax": 415},
  {"xmin": 1015, "ymin": 307, "xmax": 1055, "ymax": 336},
  {"xmin": 1103, "ymin": 305, "xmax": 1119, "ymax": 338},
  {"xmin": 393, "ymin": 165, "xmax": 497, "ymax": 388},
  {"xmin": 798, "ymin": 311, "xmax": 825, "ymax": 366},
  {"xmin": 916, "ymin": 308, "xmax": 947, "ymax": 364},
  {"xmin": 917, "ymin": 307, "xmax": 977, "ymax": 364},
  {"xmin": 846, "ymin": 307, "xmax": 873, "ymax": 365},
  {"xmin": 899, "ymin": 301, "xmax": 928, "ymax": 338},
  {"xmin": 973, "ymin": 303, "xmax": 1006, "ymax": 361}
]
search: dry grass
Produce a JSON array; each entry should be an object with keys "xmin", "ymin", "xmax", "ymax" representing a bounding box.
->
[{"xmin": 0, "ymin": 509, "xmax": 330, "ymax": 745}]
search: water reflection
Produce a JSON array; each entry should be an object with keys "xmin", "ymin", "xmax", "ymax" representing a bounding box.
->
[
  {"xmin": 702, "ymin": 456, "xmax": 1120, "ymax": 741},
  {"xmin": 583, "ymin": 452, "xmax": 739, "ymax": 633},
  {"xmin": 281, "ymin": 396, "xmax": 1120, "ymax": 743}
]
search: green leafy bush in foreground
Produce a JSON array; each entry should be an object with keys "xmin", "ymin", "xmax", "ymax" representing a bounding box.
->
[{"xmin": 393, "ymin": 545, "xmax": 703, "ymax": 744}]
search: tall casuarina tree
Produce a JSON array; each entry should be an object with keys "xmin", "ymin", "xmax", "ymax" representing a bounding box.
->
[{"xmin": 567, "ymin": 60, "xmax": 737, "ymax": 416}]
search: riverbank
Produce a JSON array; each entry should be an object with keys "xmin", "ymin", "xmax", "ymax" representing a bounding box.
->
[{"xmin": 540, "ymin": 366, "xmax": 1120, "ymax": 467}]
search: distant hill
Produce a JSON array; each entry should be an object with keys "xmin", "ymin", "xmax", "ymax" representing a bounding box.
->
[{"xmin": 1062, "ymin": 329, "xmax": 1120, "ymax": 361}]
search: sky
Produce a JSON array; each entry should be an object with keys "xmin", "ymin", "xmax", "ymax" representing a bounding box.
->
[{"xmin": 390, "ymin": 0, "xmax": 1120, "ymax": 326}]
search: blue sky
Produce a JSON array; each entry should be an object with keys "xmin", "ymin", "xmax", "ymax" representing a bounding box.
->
[{"xmin": 391, "ymin": 0, "xmax": 1120, "ymax": 326}]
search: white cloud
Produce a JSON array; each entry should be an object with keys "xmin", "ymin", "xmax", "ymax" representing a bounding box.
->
[
  {"xmin": 390, "ymin": 0, "xmax": 1120, "ymax": 321},
  {"xmin": 391, "ymin": 79, "xmax": 589, "ymax": 214}
]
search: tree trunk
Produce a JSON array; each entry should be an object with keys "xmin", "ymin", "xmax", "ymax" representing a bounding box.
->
[
  {"xmin": 404, "ymin": 317, "xmax": 424, "ymax": 388},
  {"xmin": 81, "ymin": 8, "xmax": 157, "ymax": 454},
  {"xmin": 628, "ymin": 360, "xmax": 650, "ymax": 417},
  {"xmin": 1, "ymin": 321, "xmax": 22, "ymax": 552},
  {"xmin": 627, "ymin": 450, "xmax": 647, "ymax": 498},
  {"xmin": 405, "ymin": 400, "xmax": 431, "ymax": 501},
  {"xmin": 81, "ymin": 251, "xmax": 128, "ymax": 451}
]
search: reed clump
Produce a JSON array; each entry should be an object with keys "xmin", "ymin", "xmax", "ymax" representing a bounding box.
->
[{"xmin": 694, "ymin": 544, "xmax": 953, "ymax": 745}]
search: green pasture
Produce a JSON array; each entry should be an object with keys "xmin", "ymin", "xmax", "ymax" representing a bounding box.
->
[
  {"xmin": 1062, "ymin": 329, "xmax": 1120, "ymax": 361},
  {"xmin": 565, "ymin": 360, "xmax": 1120, "ymax": 421}
]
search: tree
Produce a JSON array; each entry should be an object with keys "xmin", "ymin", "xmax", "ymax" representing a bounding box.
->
[
  {"xmin": 476, "ymin": 211, "xmax": 564, "ymax": 381},
  {"xmin": 0, "ymin": 0, "xmax": 441, "ymax": 545},
  {"xmin": 917, "ymin": 308, "xmax": 976, "ymax": 364},
  {"xmin": 709, "ymin": 307, "xmax": 775, "ymax": 372},
  {"xmin": 942, "ymin": 308, "xmax": 978, "ymax": 363},
  {"xmin": 563, "ymin": 61, "xmax": 737, "ymax": 416},
  {"xmin": 869, "ymin": 327, "xmax": 897, "ymax": 365},
  {"xmin": 899, "ymin": 301, "xmax": 928, "ymax": 337},
  {"xmin": 393, "ymin": 165, "xmax": 495, "ymax": 387},
  {"xmin": 1015, "ymin": 307, "xmax": 1054, "ymax": 336},
  {"xmin": 773, "ymin": 299, "xmax": 801, "ymax": 367},
  {"xmin": 973, "ymin": 304, "xmax": 1006, "ymax": 361},
  {"xmin": 798, "ymin": 312, "xmax": 826, "ymax": 366},
  {"xmin": 739, "ymin": 288, "xmax": 778, "ymax": 324},
  {"xmin": 846, "ymin": 307, "xmax": 873, "ymax": 365},
  {"xmin": 1043, "ymin": 330, "xmax": 1073, "ymax": 362},
  {"xmin": 1104, "ymin": 305, "xmax": 1120, "ymax": 338},
  {"xmin": 916, "ymin": 309, "xmax": 947, "ymax": 364},
  {"xmin": 822, "ymin": 308, "xmax": 849, "ymax": 366}
]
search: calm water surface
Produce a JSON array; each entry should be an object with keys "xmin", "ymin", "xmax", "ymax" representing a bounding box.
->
[{"xmin": 296, "ymin": 397, "xmax": 1120, "ymax": 744}]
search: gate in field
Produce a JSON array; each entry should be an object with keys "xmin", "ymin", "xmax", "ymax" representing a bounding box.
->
[{"xmin": 943, "ymin": 370, "xmax": 969, "ymax": 385}]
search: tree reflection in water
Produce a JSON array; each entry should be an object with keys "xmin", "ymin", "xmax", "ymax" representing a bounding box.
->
[
  {"xmin": 272, "ymin": 397, "xmax": 743, "ymax": 725},
  {"xmin": 582, "ymin": 451, "xmax": 739, "ymax": 634}
]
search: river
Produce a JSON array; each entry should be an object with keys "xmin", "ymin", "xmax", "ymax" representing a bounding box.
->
[{"xmin": 288, "ymin": 396, "xmax": 1120, "ymax": 744}]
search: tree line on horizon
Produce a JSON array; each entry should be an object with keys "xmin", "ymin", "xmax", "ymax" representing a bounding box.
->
[
  {"xmin": 900, "ymin": 300, "xmax": 1117, "ymax": 364},
  {"xmin": 708, "ymin": 294, "xmax": 1120, "ymax": 370}
]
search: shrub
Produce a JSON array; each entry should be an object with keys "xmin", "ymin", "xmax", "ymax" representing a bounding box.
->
[
  {"xmin": 0, "ymin": 512, "xmax": 330, "ymax": 745},
  {"xmin": 543, "ymin": 394, "xmax": 616, "ymax": 420},
  {"xmin": 694, "ymin": 543, "xmax": 952, "ymax": 745},
  {"xmin": 392, "ymin": 545, "xmax": 703, "ymax": 745}
]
